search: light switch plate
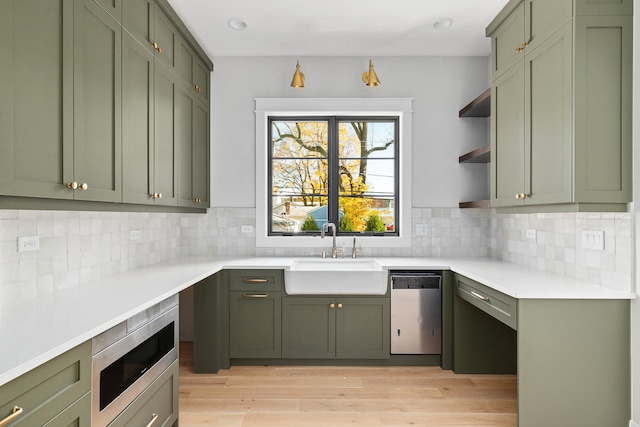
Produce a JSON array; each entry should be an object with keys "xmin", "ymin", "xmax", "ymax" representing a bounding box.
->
[
  {"xmin": 526, "ymin": 229, "xmax": 536, "ymax": 241},
  {"xmin": 241, "ymin": 225, "xmax": 254, "ymax": 233},
  {"xmin": 18, "ymin": 236, "xmax": 39, "ymax": 252},
  {"xmin": 582, "ymin": 230, "xmax": 604, "ymax": 251},
  {"xmin": 416, "ymin": 224, "xmax": 428, "ymax": 236},
  {"xmin": 130, "ymin": 230, "xmax": 141, "ymax": 241}
]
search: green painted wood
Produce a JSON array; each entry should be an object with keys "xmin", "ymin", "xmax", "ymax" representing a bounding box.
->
[
  {"xmin": 454, "ymin": 273, "xmax": 517, "ymax": 330},
  {"xmin": 491, "ymin": 61, "xmax": 525, "ymax": 207},
  {"xmin": 193, "ymin": 272, "xmax": 230, "ymax": 373},
  {"xmin": 42, "ymin": 392, "xmax": 91, "ymax": 427},
  {"xmin": 282, "ymin": 297, "xmax": 336, "ymax": 359},
  {"xmin": 122, "ymin": 31, "xmax": 155, "ymax": 205},
  {"xmin": 108, "ymin": 360, "xmax": 178, "ymax": 427},
  {"xmin": 518, "ymin": 299, "xmax": 630, "ymax": 427},
  {"xmin": 575, "ymin": 0, "xmax": 633, "ymax": 16},
  {"xmin": 0, "ymin": 341, "xmax": 91, "ymax": 427},
  {"xmin": 336, "ymin": 297, "xmax": 390, "ymax": 359},
  {"xmin": 193, "ymin": 99, "xmax": 210, "ymax": 208},
  {"xmin": 230, "ymin": 292, "xmax": 282, "ymax": 358},
  {"xmin": 73, "ymin": 0, "xmax": 122, "ymax": 202},
  {"xmin": 153, "ymin": 6, "xmax": 178, "ymax": 72},
  {"xmin": 228, "ymin": 270, "xmax": 283, "ymax": 292},
  {"xmin": 524, "ymin": 22, "xmax": 573, "ymax": 205},
  {"xmin": 489, "ymin": 1, "xmax": 524, "ymax": 80},
  {"xmin": 440, "ymin": 271, "xmax": 454, "ymax": 370},
  {"xmin": 122, "ymin": 0, "xmax": 154, "ymax": 54},
  {"xmin": 0, "ymin": 0, "xmax": 74, "ymax": 200},
  {"xmin": 452, "ymin": 292, "xmax": 517, "ymax": 375},
  {"xmin": 93, "ymin": 0, "xmax": 121, "ymax": 22},
  {"xmin": 574, "ymin": 15, "xmax": 632, "ymax": 203},
  {"xmin": 153, "ymin": 62, "xmax": 179, "ymax": 206},
  {"xmin": 193, "ymin": 57, "xmax": 210, "ymax": 103},
  {"xmin": 524, "ymin": 0, "xmax": 572, "ymax": 54},
  {"xmin": 176, "ymin": 37, "xmax": 195, "ymax": 87}
]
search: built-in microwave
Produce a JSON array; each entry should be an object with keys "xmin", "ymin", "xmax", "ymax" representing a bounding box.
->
[{"xmin": 91, "ymin": 302, "xmax": 178, "ymax": 426}]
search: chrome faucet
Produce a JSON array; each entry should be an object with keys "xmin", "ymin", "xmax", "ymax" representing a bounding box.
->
[
  {"xmin": 321, "ymin": 222, "xmax": 338, "ymax": 258},
  {"xmin": 351, "ymin": 236, "xmax": 361, "ymax": 258}
]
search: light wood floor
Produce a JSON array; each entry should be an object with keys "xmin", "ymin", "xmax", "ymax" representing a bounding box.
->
[{"xmin": 178, "ymin": 343, "xmax": 517, "ymax": 427}]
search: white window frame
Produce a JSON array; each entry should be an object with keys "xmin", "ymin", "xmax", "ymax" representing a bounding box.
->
[{"xmin": 255, "ymin": 98, "xmax": 412, "ymax": 248}]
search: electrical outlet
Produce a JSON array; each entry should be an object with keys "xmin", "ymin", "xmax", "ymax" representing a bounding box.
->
[
  {"xmin": 416, "ymin": 224, "xmax": 428, "ymax": 236},
  {"xmin": 581, "ymin": 230, "xmax": 604, "ymax": 251},
  {"xmin": 241, "ymin": 225, "xmax": 254, "ymax": 234},
  {"xmin": 526, "ymin": 229, "xmax": 536, "ymax": 241},
  {"xmin": 17, "ymin": 236, "xmax": 39, "ymax": 252},
  {"xmin": 130, "ymin": 230, "xmax": 141, "ymax": 241}
]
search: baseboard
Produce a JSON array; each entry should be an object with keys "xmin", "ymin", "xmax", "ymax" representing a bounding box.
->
[{"xmin": 630, "ymin": 420, "xmax": 640, "ymax": 427}]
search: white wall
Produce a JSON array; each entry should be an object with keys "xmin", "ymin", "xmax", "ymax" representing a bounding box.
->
[{"xmin": 210, "ymin": 56, "xmax": 490, "ymax": 208}]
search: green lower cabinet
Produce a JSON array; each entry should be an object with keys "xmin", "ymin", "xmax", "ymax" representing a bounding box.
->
[
  {"xmin": 282, "ymin": 296, "xmax": 390, "ymax": 360},
  {"xmin": 108, "ymin": 360, "xmax": 178, "ymax": 427},
  {"xmin": 230, "ymin": 291, "xmax": 282, "ymax": 358},
  {"xmin": 0, "ymin": 341, "xmax": 91, "ymax": 427}
]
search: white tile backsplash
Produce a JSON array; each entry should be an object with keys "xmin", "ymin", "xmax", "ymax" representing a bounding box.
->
[{"xmin": 0, "ymin": 206, "xmax": 634, "ymax": 305}]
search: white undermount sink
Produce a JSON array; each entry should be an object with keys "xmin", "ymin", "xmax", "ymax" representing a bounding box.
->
[{"xmin": 284, "ymin": 258, "xmax": 388, "ymax": 295}]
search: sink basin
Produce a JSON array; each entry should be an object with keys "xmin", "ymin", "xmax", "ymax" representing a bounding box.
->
[{"xmin": 284, "ymin": 258, "xmax": 388, "ymax": 295}]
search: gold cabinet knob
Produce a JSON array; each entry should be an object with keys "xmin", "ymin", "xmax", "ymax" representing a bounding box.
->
[
  {"xmin": 66, "ymin": 181, "xmax": 78, "ymax": 190},
  {"xmin": 151, "ymin": 42, "xmax": 162, "ymax": 53},
  {"xmin": 337, "ymin": 303, "xmax": 343, "ymax": 309},
  {"xmin": 194, "ymin": 197, "xmax": 201, "ymax": 203},
  {"xmin": 515, "ymin": 42, "xmax": 529, "ymax": 53},
  {"xmin": 157, "ymin": 193, "xmax": 162, "ymax": 199},
  {"xmin": 515, "ymin": 193, "xmax": 521, "ymax": 199},
  {"xmin": 78, "ymin": 183, "xmax": 88, "ymax": 191},
  {"xmin": 194, "ymin": 85, "xmax": 201, "ymax": 92},
  {"xmin": 329, "ymin": 303, "xmax": 335, "ymax": 309}
]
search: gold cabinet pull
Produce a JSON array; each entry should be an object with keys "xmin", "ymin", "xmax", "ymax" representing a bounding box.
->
[
  {"xmin": 0, "ymin": 406, "xmax": 24, "ymax": 427},
  {"xmin": 150, "ymin": 192, "xmax": 163, "ymax": 199},
  {"xmin": 242, "ymin": 278, "xmax": 268, "ymax": 283},
  {"xmin": 337, "ymin": 303, "xmax": 343, "ymax": 309},
  {"xmin": 515, "ymin": 41, "xmax": 528, "ymax": 53},
  {"xmin": 66, "ymin": 181, "xmax": 78, "ymax": 190},
  {"xmin": 146, "ymin": 413, "xmax": 159, "ymax": 427},
  {"xmin": 78, "ymin": 183, "xmax": 88, "ymax": 191},
  {"xmin": 194, "ymin": 197, "xmax": 201, "ymax": 203},
  {"xmin": 329, "ymin": 303, "xmax": 335, "ymax": 309},
  {"xmin": 242, "ymin": 293, "xmax": 269, "ymax": 298},
  {"xmin": 470, "ymin": 290, "xmax": 490, "ymax": 302},
  {"xmin": 194, "ymin": 84, "xmax": 201, "ymax": 92}
]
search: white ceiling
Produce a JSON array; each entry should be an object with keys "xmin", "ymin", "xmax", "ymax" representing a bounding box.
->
[{"xmin": 167, "ymin": 0, "xmax": 510, "ymax": 58}]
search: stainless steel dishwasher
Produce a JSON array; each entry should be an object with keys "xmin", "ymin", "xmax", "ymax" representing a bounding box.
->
[{"xmin": 390, "ymin": 271, "xmax": 442, "ymax": 354}]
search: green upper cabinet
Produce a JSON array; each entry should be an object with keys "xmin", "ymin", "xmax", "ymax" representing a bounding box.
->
[
  {"xmin": 176, "ymin": 38, "xmax": 210, "ymax": 104},
  {"xmin": 73, "ymin": 0, "xmax": 122, "ymax": 202},
  {"xmin": 487, "ymin": 0, "xmax": 632, "ymax": 212},
  {"xmin": 0, "ymin": 0, "xmax": 74, "ymax": 200},
  {"xmin": 177, "ymin": 86, "xmax": 210, "ymax": 208},
  {"xmin": 93, "ymin": 0, "xmax": 121, "ymax": 22}
]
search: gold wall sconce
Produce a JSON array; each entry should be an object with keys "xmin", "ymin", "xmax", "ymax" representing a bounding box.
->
[
  {"xmin": 362, "ymin": 59, "xmax": 380, "ymax": 87},
  {"xmin": 290, "ymin": 60, "xmax": 305, "ymax": 87}
]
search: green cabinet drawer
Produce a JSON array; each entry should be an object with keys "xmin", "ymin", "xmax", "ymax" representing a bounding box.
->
[
  {"xmin": 228, "ymin": 269, "xmax": 283, "ymax": 292},
  {"xmin": 0, "ymin": 341, "xmax": 91, "ymax": 427},
  {"xmin": 42, "ymin": 392, "xmax": 91, "ymax": 427},
  {"xmin": 454, "ymin": 274, "xmax": 517, "ymax": 330},
  {"xmin": 108, "ymin": 360, "xmax": 178, "ymax": 427}
]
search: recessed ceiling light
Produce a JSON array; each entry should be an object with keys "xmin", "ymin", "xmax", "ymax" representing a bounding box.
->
[
  {"xmin": 227, "ymin": 17, "xmax": 247, "ymax": 31},
  {"xmin": 433, "ymin": 17, "xmax": 453, "ymax": 30}
]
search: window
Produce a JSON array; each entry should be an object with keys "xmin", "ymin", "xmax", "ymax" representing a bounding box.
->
[
  {"xmin": 255, "ymin": 98, "xmax": 412, "ymax": 248},
  {"xmin": 268, "ymin": 117, "xmax": 399, "ymax": 236}
]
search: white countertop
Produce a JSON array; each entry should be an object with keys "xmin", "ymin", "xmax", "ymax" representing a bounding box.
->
[{"xmin": 0, "ymin": 256, "xmax": 634, "ymax": 387}]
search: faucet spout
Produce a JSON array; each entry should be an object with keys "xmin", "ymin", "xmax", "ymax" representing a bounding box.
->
[{"xmin": 321, "ymin": 222, "xmax": 338, "ymax": 258}]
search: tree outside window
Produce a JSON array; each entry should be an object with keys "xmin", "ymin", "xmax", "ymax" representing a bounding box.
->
[{"xmin": 269, "ymin": 116, "xmax": 398, "ymax": 236}]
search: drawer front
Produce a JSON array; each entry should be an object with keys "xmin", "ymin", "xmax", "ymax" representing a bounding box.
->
[
  {"xmin": 43, "ymin": 392, "xmax": 91, "ymax": 427},
  {"xmin": 454, "ymin": 274, "xmax": 517, "ymax": 330},
  {"xmin": 108, "ymin": 361, "xmax": 178, "ymax": 427},
  {"xmin": 229, "ymin": 269, "xmax": 283, "ymax": 292},
  {"xmin": 0, "ymin": 341, "xmax": 91, "ymax": 427}
]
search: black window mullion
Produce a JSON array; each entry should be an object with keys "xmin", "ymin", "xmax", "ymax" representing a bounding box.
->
[{"xmin": 327, "ymin": 117, "xmax": 339, "ymax": 228}]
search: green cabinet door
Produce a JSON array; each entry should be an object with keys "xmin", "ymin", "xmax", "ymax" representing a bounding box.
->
[
  {"xmin": 490, "ymin": 1, "xmax": 524, "ymax": 79},
  {"xmin": 122, "ymin": 31, "xmax": 154, "ymax": 205},
  {"xmin": 0, "ymin": 0, "xmax": 74, "ymax": 200},
  {"xmin": 122, "ymin": 0, "xmax": 154, "ymax": 54},
  {"xmin": 525, "ymin": 22, "xmax": 573, "ymax": 205},
  {"xmin": 230, "ymin": 291, "xmax": 282, "ymax": 358},
  {"xmin": 524, "ymin": 0, "xmax": 572, "ymax": 53},
  {"xmin": 42, "ymin": 392, "xmax": 91, "ymax": 427},
  {"xmin": 152, "ymin": 62, "xmax": 178, "ymax": 205},
  {"xmin": 73, "ymin": 0, "xmax": 122, "ymax": 202},
  {"xmin": 93, "ymin": 0, "xmax": 121, "ymax": 22},
  {"xmin": 153, "ymin": 5, "xmax": 178, "ymax": 72},
  {"xmin": 491, "ymin": 61, "xmax": 525, "ymax": 207},
  {"xmin": 336, "ymin": 297, "xmax": 390, "ymax": 359},
  {"xmin": 282, "ymin": 297, "xmax": 336, "ymax": 359},
  {"xmin": 176, "ymin": 86, "xmax": 209, "ymax": 208}
]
